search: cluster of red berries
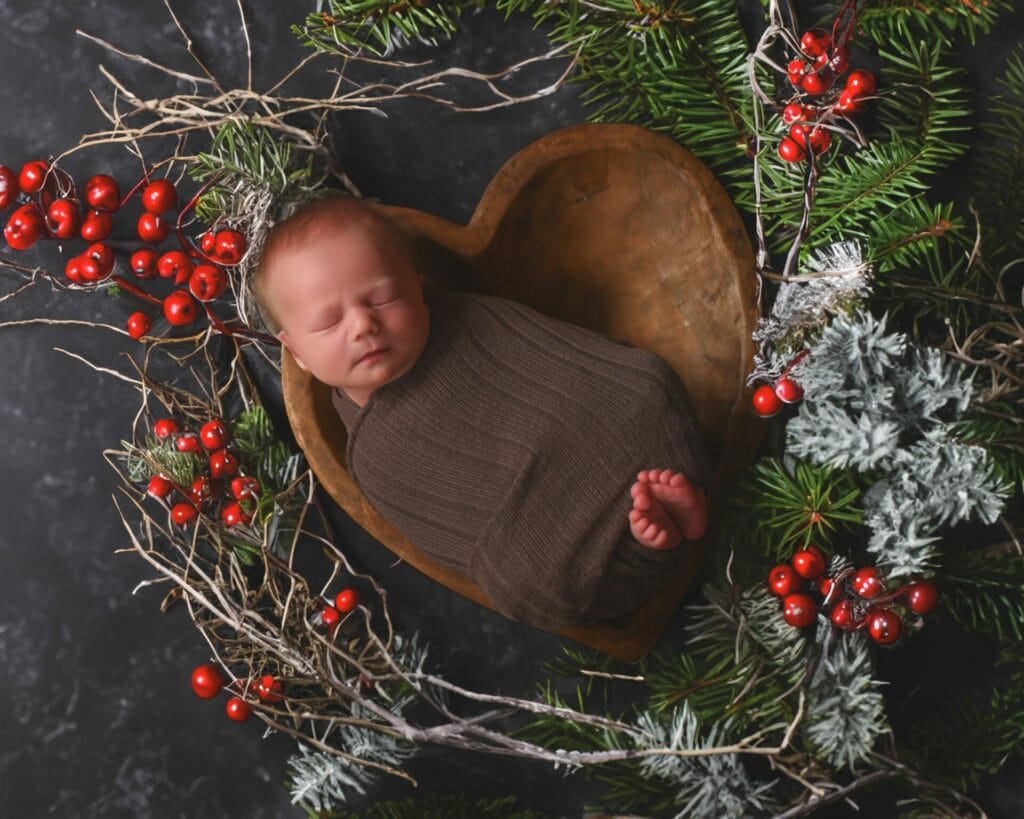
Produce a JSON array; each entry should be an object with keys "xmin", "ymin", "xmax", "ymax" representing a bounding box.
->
[
  {"xmin": 777, "ymin": 27, "xmax": 878, "ymax": 163},
  {"xmin": 318, "ymin": 587, "xmax": 361, "ymax": 632},
  {"xmin": 190, "ymin": 664, "xmax": 285, "ymax": 724},
  {"xmin": 768, "ymin": 546, "xmax": 940, "ymax": 645},
  {"xmin": 752, "ymin": 350, "xmax": 807, "ymax": 418},
  {"xmin": 146, "ymin": 416, "xmax": 260, "ymax": 529},
  {"xmin": 0, "ymin": 158, "xmax": 248, "ymax": 341}
]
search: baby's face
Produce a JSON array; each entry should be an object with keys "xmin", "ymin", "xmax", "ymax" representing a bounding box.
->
[{"xmin": 267, "ymin": 221, "xmax": 431, "ymax": 406}]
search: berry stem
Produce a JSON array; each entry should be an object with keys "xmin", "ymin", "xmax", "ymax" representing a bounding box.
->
[
  {"xmin": 118, "ymin": 166, "xmax": 159, "ymax": 210},
  {"xmin": 111, "ymin": 275, "xmax": 163, "ymax": 306},
  {"xmin": 202, "ymin": 303, "xmax": 279, "ymax": 346}
]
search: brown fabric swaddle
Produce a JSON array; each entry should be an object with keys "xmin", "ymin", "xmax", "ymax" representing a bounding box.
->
[{"xmin": 331, "ymin": 291, "xmax": 713, "ymax": 631}]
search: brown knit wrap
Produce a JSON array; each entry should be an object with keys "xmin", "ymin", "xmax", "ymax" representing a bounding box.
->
[{"xmin": 332, "ymin": 292, "xmax": 713, "ymax": 630}]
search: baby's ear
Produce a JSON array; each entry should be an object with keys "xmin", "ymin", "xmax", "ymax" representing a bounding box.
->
[{"xmin": 277, "ymin": 330, "xmax": 308, "ymax": 372}]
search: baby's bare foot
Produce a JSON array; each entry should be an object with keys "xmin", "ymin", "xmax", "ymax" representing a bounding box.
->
[{"xmin": 628, "ymin": 468, "xmax": 708, "ymax": 549}]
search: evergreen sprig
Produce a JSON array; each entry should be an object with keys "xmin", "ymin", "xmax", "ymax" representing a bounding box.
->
[
  {"xmin": 856, "ymin": 0, "xmax": 1012, "ymax": 47},
  {"xmin": 293, "ymin": 0, "xmax": 481, "ymax": 58},
  {"xmin": 727, "ymin": 456, "xmax": 862, "ymax": 564},
  {"xmin": 968, "ymin": 44, "xmax": 1024, "ymax": 264},
  {"xmin": 497, "ymin": 0, "xmax": 754, "ymax": 190},
  {"xmin": 330, "ymin": 793, "xmax": 547, "ymax": 818},
  {"xmin": 938, "ymin": 550, "xmax": 1024, "ymax": 643}
]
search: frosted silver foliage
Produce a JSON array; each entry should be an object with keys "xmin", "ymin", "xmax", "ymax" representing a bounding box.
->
[
  {"xmin": 805, "ymin": 630, "xmax": 889, "ymax": 771},
  {"xmin": 631, "ymin": 703, "xmax": 777, "ymax": 818},
  {"xmin": 286, "ymin": 703, "xmax": 418, "ymax": 812},
  {"xmin": 785, "ymin": 307, "xmax": 1012, "ymax": 577},
  {"xmin": 749, "ymin": 240, "xmax": 874, "ymax": 385}
]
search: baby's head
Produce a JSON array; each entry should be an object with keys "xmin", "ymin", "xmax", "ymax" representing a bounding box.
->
[{"xmin": 254, "ymin": 194, "xmax": 431, "ymax": 406}]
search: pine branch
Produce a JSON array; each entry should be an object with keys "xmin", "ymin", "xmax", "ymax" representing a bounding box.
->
[
  {"xmin": 856, "ymin": 0, "xmax": 1012, "ymax": 47},
  {"xmin": 497, "ymin": 0, "xmax": 754, "ymax": 189},
  {"xmin": 293, "ymin": 0, "xmax": 481, "ymax": 58},
  {"xmin": 937, "ymin": 550, "xmax": 1024, "ymax": 642},
  {"xmin": 900, "ymin": 663, "xmax": 1024, "ymax": 792},
  {"xmin": 968, "ymin": 45, "xmax": 1024, "ymax": 264},
  {"xmin": 728, "ymin": 457, "xmax": 863, "ymax": 564}
]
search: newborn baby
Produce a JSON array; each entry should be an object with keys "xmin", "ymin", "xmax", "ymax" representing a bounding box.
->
[{"xmin": 254, "ymin": 194, "xmax": 712, "ymax": 631}]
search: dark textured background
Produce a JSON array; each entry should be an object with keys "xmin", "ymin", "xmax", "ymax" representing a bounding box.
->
[{"xmin": 1, "ymin": 1, "xmax": 1021, "ymax": 817}]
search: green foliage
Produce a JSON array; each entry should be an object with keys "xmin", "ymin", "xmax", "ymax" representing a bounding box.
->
[
  {"xmin": 497, "ymin": 0, "xmax": 754, "ymax": 188},
  {"xmin": 189, "ymin": 120, "xmax": 324, "ymax": 224},
  {"xmin": 901, "ymin": 661, "xmax": 1024, "ymax": 791},
  {"xmin": 125, "ymin": 436, "xmax": 206, "ymax": 488},
  {"xmin": 232, "ymin": 405, "xmax": 295, "ymax": 494},
  {"xmin": 958, "ymin": 410, "xmax": 1024, "ymax": 501},
  {"xmin": 938, "ymin": 550, "xmax": 1024, "ymax": 643},
  {"xmin": 293, "ymin": 0, "xmax": 481, "ymax": 58},
  {"xmin": 969, "ymin": 45, "xmax": 1024, "ymax": 264},
  {"xmin": 723, "ymin": 456, "xmax": 862, "ymax": 566},
  {"xmin": 856, "ymin": 0, "xmax": 1011, "ymax": 47}
]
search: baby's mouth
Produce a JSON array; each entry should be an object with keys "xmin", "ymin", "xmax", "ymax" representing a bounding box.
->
[{"xmin": 356, "ymin": 347, "xmax": 388, "ymax": 365}]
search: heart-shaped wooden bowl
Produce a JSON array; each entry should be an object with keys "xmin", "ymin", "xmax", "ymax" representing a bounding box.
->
[{"xmin": 282, "ymin": 122, "xmax": 762, "ymax": 662}]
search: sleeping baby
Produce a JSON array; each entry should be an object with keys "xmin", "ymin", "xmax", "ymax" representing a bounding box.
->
[{"xmin": 253, "ymin": 193, "xmax": 713, "ymax": 631}]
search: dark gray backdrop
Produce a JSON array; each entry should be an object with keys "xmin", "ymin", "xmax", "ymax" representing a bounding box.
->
[{"xmin": 1, "ymin": 1, "xmax": 1021, "ymax": 817}]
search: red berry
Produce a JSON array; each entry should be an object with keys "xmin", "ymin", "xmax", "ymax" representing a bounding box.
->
[
  {"xmin": 792, "ymin": 545, "xmax": 826, "ymax": 580},
  {"xmin": 818, "ymin": 575, "xmax": 835, "ymax": 599},
  {"xmin": 18, "ymin": 160, "xmax": 49, "ymax": 194},
  {"xmin": 904, "ymin": 581, "xmax": 939, "ymax": 614},
  {"xmin": 800, "ymin": 28, "xmax": 831, "ymax": 58},
  {"xmin": 212, "ymin": 229, "xmax": 247, "ymax": 265},
  {"xmin": 321, "ymin": 605, "xmax": 341, "ymax": 631},
  {"xmin": 64, "ymin": 256, "xmax": 84, "ymax": 285},
  {"xmin": 127, "ymin": 311, "xmax": 151, "ymax": 340},
  {"xmin": 153, "ymin": 418, "xmax": 179, "ymax": 438},
  {"xmin": 334, "ymin": 588, "xmax": 359, "ymax": 613},
  {"xmin": 163, "ymin": 290, "xmax": 197, "ymax": 326},
  {"xmin": 255, "ymin": 674, "xmax": 283, "ymax": 702},
  {"xmin": 768, "ymin": 564, "xmax": 800, "ymax": 597},
  {"xmin": 0, "ymin": 165, "xmax": 20, "ymax": 209},
  {"xmin": 230, "ymin": 476, "xmax": 261, "ymax": 500},
  {"xmin": 853, "ymin": 567, "xmax": 884, "ymax": 599},
  {"xmin": 867, "ymin": 607, "xmax": 902, "ymax": 644},
  {"xmin": 199, "ymin": 231, "xmax": 216, "ymax": 253},
  {"xmin": 782, "ymin": 593, "xmax": 817, "ymax": 627},
  {"xmin": 800, "ymin": 70, "xmax": 831, "ymax": 96},
  {"xmin": 830, "ymin": 599, "xmax": 861, "ymax": 631},
  {"xmin": 835, "ymin": 89, "xmax": 863, "ymax": 115},
  {"xmin": 147, "ymin": 474, "xmax": 173, "ymax": 498},
  {"xmin": 175, "ymin": 434, "xmax": 200, "ymax": 453},
  {"xmin": 209, "ymin": 449, "xmax": 239, "ymax": 479},
  {"xmin": 191, "ymin": 663, "xmax": 225, "ymax": 699},
  {"xmin": 782, "ymin": 103, "xmax": 806, "ymax": 124},
  {"xmin": 221, "ymin": 501, "xmax": 251, "ymax": 527},
  {"xmin": 828, "ymin": 46, "xmax": 851, "ymax": 75},
  {"xmin": 189, "ymin": 476, "xmax": 215, "ymax": 507},
  {"xmin": 845, "ymin": 68, "xmax": 876, "ymax": 98},
  {"xmin": 774, "ymin": 376, "xmax": 804, "ymax": 403},
  {"xmin": 4, "ymin": 203, "xmax": 45, "ymax": 250},
  {"xmin": 789, "ymin": 122, "xmax": 812, "ymax": 145},
  {"xmin": 85, "ymin": 242, "xmax": 115, "ymax": 276},
  {"xmin": 189, "ymin": 264, "xmax": 228, "ymax": 301},
  {"xmin": 171, "ymin": 502, "xmax": 197, "ymax": 526},
  {"xmin": 80, "ymin": 211, "xmax": 112, "ymax": 242},
  {"xmin": 808, "ymin": 127, "xmax": 832, "ymax": 155},
  {"xmin": 753, "ymin": 383, "xmax": 785, "ymax": 416},
  {"xmin": 777, "ymin": 137, "xmax": 806, "ymax": 164},
  {"xmin": 138, "ymin": 212, "xmax": 170, "ymax": 244},
  {"xmin": 787, "ymin": 59, "xmax": 806, "ymax": 86},
  {"xmin": 141, "ymin": 179, "xmax": 178, "ymax": 214},
  {"xmin": 225, "ymin": 696, "xmax": 253, "ymax": 722},
  {"xmin": 78, "ymin": 256, "xmax": 106, "ymax": 283},
  {"xmin": 200, "ymin": 419, "xmax": 229, "ymax": 450},
  {"xmin": 85, "ymin": 174, "xmax": 121, "ymax": 212},
  {"xmin": 130, "ymin": 249, "xmax": 158, "ymax": 279},
  {"xmin": 157, "ymin": 251, "xmax": 194, "ymax": 284},
  {"xmin": 46, "ymin": 198, "xmax": 80, "ymax": 239}
]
